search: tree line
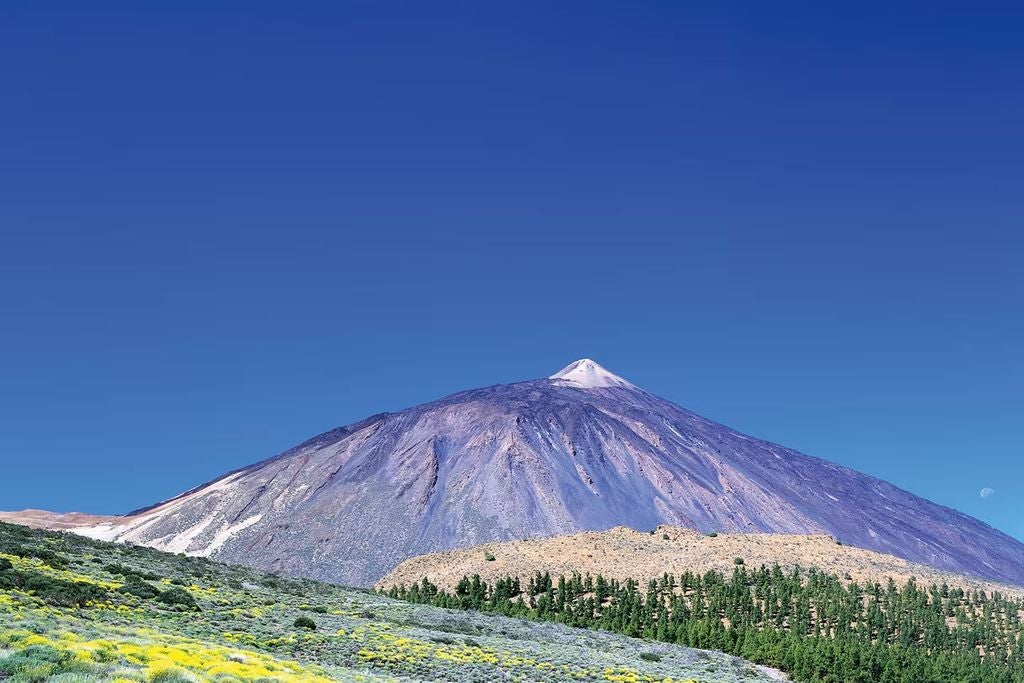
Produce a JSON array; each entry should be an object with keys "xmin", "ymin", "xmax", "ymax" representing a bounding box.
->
[{"xmin": 384, "ymin": 565, "xmax": 1024, "ymax": 683}]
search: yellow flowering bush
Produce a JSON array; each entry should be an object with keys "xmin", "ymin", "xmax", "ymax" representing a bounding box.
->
[{"xmin": 0, "ymin": 628, "xmax": 335, "ymax": 682}]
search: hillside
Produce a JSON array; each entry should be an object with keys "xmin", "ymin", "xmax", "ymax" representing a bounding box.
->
[
  {"xmin": 382, "ymin": 529, "xmax": 1024, "ymax": 682},
  {"xmin": 380, "ymin": 525, "xmax": 1024, "ymax": 598},
  {"xmin": 0, "ymin": 521, "xmax": 782, "ymax": 683},
  {"xmin": 4, "ymin": 359, "xmax": 1024, "ymax": 588}
]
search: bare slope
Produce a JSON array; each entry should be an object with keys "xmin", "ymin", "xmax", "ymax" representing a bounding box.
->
[{"xmin": 379, "ymin": 525, "xmax": 1024, "ymax": 598}]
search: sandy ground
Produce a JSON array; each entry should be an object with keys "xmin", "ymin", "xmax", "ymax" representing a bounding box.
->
[{"xmin": 379, "ymin": 524, "xmax": 1024, "ymax": 598}]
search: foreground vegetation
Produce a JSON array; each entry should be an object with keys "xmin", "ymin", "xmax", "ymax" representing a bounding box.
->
[
  {"xmin": 0, "ymin": 522, "xmax": 776, "ymax": 682},
  {"xmin": 386, "ymin": 565, "xmax": 1024, "ymax": 683}
]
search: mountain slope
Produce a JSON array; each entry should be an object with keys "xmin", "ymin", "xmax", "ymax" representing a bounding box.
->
[{"xmin": 4, "ymin": 359, "xmax": 1023, "ymax": 587}]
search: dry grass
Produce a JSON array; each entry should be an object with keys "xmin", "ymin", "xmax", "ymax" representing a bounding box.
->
[
  {"xmin": 0, "ymin": 509, "xmax": 119, "ymax": 530},
  {"xmin": 379, "ymin": 525, "xmax": 1024, "ymax": 598}
]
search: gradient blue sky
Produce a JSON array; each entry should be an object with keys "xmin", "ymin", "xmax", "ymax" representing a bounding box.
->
[{"xmin": 1, "ymin": 2, "xmax": 1022, "ymax": 541}]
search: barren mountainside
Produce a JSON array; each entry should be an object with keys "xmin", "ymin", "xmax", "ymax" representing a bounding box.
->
[{"xmin": 4, "ymin": 359, "xmax": 1023, "ymax": 587}]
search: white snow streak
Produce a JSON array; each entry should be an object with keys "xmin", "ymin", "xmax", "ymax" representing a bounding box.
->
[{"xmin": 196, "ymin": 514, "xmax": 264, "ymax": 557}]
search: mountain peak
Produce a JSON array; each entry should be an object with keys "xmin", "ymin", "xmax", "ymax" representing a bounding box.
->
[
  {"xmin": 7, "ymin": 356, "xmax": 1024, "ymax": 588},
  {"xmin": 548, "ymin": 358, "xmax": 635, "ymax": 389}
]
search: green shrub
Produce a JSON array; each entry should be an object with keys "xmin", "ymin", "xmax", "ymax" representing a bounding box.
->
[
  {"xmin": 120, "ymin": 577, "xmax": 161, "ymax": 599},
  {"xmin": 300, "ymin": 604, "xmax": 328, "ymax": 613},
  {"xmin": 640, "ymin": 652, "xmax": 661, "ymax": 662},
  {"xmin": 0, "ymin": 557, "xmax": 12, "ymax": 572},
  {"xmin": 0, "ymin": 644, "xmax": 83, "ymax": 679},
  {"xmin": 483, "ymin": 551, "xmax": 496, "ymax": 562},
  {"xmin": 149, "ymin": 666, "xmax": 199, "ymax": 682},
  {"xmin": 0, "ymin": 543, "xmax": 69, "ymax": 569},
  {"xmin": 734, "ymin": 557, "xmax": 744, "ymax": 565},
  {"xmin": 105, "ymin": 562, "xmax": 160, "ymax": 582},
  {"xmin": 706, "ymin": 532, "xmax": 718, "ymax": 537},
  {"xmin": 293, "ymin": 616, "xmax": 317, "ymax": 630},
  {"xmin": 157, "ymin": 587, "xmax": 199, "ymax": 610},
  {"xmin": 17, "ymin": 571, "xmax": 108, "ymax": 607},
  {"xmin": 662, "ymin": 533, "xmax": 670, "ymax": 540}
]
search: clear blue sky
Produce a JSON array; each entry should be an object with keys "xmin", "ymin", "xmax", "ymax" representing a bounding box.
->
[{"xmin": 1, "ymin": 2, "xmax": 1021, "ymax": 541}]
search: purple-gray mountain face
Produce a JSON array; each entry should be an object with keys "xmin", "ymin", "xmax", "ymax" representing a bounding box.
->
[{"xmin": 42, "ymin": 360, "xmax": 1024, "ymax": 586}]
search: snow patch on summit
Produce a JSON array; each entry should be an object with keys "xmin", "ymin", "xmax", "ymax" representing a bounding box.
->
[{"xmin": 549, "ymin": 359, "xmax": 635, "ymax": 389}]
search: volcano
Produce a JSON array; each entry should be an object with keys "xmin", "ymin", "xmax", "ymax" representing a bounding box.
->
[{"xmin": 5, "ymin": 359, "xmax": 1022, "ymax": 587}]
